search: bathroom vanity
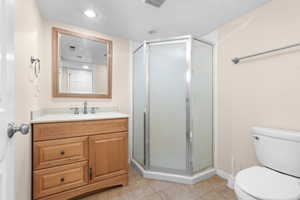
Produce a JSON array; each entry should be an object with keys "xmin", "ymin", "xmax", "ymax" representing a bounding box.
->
[{"xmin": 31, "ymin": 112, "xmax": 128, "ymax": 200}]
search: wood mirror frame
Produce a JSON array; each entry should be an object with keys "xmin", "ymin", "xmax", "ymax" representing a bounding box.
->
[{"xmin": 52, "ymin": 27, "xmax": 112, "ymax": 98}]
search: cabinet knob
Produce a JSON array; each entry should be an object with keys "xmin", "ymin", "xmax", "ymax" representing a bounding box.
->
[
  {"xmin": 60, "ymin": 151, "xmax": 65, "ymax": 156},
  {"xmin": 60, "ymin": 177, "xmax": 65, "ymax": 182}
]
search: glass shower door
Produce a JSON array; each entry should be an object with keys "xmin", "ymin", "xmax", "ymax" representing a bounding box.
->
[
  {"xmin": 133, "ymin": 46, "xmax": 146, "ymax": 166},
  {"xmin": 148, "ymin": 41, "xmax": 188, "ymax": 173},
  {"xmin": 191, "ymin": 40, "xmax": 214, "ymax": 173}
]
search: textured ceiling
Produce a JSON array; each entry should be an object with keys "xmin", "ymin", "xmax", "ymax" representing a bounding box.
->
[{"xmin": 38, "ymin": 0, "xmax": 270, "ymax": 41}]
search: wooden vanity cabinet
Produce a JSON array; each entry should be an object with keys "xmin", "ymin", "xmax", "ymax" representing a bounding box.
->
[{"xmin": 32, "ymin": 118, "xmax": 128, "ymax": 200}]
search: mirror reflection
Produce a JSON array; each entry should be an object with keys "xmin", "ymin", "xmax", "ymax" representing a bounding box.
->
[{"xmin": 54, "ymin": 28, "xmax": 112, "ymax": 98}]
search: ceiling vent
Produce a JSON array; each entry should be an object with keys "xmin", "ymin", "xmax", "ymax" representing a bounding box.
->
[
  {"xmin": 144, "ymin": 0, "xmax": 166, "ymax": 8},
  {"xmin": 69, "ymin": 45, "xmax": 76, "ymax": 51}
]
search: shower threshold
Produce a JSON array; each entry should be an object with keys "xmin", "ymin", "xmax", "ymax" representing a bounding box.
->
[{"xmin": 131, "ymin": 159, "xmax": 216, "ymax": 184}]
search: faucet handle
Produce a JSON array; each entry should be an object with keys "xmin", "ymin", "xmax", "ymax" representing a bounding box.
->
[
  {"xmin": 90, "ymin": 107, "xmax": 99, "ymax": 114},
  {"xmin": 70, "ymin": 107, "xmax": 80, "ymax": 115}
]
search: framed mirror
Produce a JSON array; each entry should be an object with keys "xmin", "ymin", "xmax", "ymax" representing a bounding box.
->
[{"xmin": 52, "ymin": 27, "xmax": 112, "ymax": 98}]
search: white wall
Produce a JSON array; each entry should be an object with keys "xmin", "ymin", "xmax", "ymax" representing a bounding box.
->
[{"xmin": 216, "ymin": 0, "xmax": 300, "ymax": 176}]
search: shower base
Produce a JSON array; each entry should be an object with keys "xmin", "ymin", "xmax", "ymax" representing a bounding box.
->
[{"xmin": 131, "ymin": 159, "xmax": 216, "ymax": 184}]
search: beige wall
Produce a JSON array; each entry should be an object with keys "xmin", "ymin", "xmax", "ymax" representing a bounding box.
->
[
  {"xmin": 16, "ymin": 2, "xmax": 130, "ymax": 200},
  {"xmin": 16, "ymin": 0, "xmax": 43, "ymax": 199},
  {"xmin": 217, "ymin": 0, "xmax": 300, "ymax": 175}
]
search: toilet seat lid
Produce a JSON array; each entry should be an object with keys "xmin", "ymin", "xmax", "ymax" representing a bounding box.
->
[{"xmin": 235, "ymin": 166, "xmax": 300, "ymax": 200}]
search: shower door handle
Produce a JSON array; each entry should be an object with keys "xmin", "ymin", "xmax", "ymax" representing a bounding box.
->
[
  {"xmin": 143, "ymin": 111, "xmax": 147, "ymax": 166},
  {"xmin": 143, "ymin": 111, "xmax": 146, "ymax": 133}
]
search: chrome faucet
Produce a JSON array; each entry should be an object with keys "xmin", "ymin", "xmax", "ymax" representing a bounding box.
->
[{"xmin": 83, "ymin": 101, "xmax": 88, "ymax": 114}]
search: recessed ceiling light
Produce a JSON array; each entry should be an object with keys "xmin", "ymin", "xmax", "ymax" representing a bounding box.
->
[
  {"xmin": 84, "ymin": 9, "xmax": 96, "ymax": 18},
  {"xmin": 82, "ymin": 65, "xmax": 89, "ymax": 69}
]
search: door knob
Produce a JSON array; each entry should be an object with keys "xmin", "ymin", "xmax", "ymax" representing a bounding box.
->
[{"xmin": 7, "ymin": 123, "xmax": 30, "ymax": 138}]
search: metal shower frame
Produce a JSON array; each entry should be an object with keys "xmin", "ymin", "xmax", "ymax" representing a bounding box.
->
[{"xmin": 132, "ymin": 35, "xmax": 214, "ymax": 176}]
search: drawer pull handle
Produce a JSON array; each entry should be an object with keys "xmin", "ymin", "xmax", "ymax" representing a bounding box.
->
[
  {"xmin": 60, "ymin": 151, "xmax": 65, "ymax": 156},
  {"xmin": 60, "ymin": 178, "xmax": 65, "ymax": 182}
]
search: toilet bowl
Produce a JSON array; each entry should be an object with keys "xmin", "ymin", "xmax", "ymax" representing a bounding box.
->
[
  {"xmin": 235, "ymin": 184, "xmax": 256, "ymax": 200},
  {"xmin": 234, "ymin": 127, "xmax": 300, "ymax": 200},
  {"xmin": 235, "ymin": 166, "xmax": 300, "ymax": 200}
]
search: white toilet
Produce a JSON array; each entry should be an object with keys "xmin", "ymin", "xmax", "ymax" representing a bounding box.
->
[{"xmin": 235, "ymin": 127, "xmax": 300, "ymax": 200}]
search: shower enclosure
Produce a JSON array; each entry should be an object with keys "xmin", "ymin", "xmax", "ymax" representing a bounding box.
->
[{"xmin": 132, "ymin": 36, "xmax": 214, "ymax": 182}]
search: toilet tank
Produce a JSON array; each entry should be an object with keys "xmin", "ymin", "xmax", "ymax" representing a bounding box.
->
[{"xmin": 252, "ymin": 127, "xmax": 300, "ymax": 177}]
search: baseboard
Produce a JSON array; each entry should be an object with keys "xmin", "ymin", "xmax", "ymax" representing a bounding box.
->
[
  {"xmin": 131, "ymin": 159, "xmax": 216, "ymax": 184},
  {"xmin": 131, "ymin": 159, "xmax": 144, "ymax": 176},
  {"xmin": 216, "ymin": 169, "xmax": 235, "ymax": 189}
]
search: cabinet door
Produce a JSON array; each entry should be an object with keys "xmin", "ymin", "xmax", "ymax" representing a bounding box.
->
[{"xmin": 89, "ymin": 132, "xmax": 128, "ymax": 183}]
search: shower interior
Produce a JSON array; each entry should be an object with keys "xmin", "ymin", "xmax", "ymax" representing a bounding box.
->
[{"xmin": 132, "ymin": 36, "xmax": 214, "ymax": 183}]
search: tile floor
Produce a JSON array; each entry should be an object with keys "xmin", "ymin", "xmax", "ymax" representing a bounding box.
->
[{"xmin": 79, "ymin": 167, "xmax": 237, "ymax": 200}]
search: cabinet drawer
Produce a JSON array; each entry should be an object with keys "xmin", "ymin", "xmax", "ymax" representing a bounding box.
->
[
  {"xmin": 34, "ymin": 137, "xmax": 88, "ymax": 170},
  {"xmin": 33, "ymin": 161, "xmax": 89, "ymax": 199},
  {"xmin": 33, "ymin": 118, "xmax": 128, "ymax": 141}
]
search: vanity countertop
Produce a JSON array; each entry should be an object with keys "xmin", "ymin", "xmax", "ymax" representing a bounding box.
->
[{"xmin": 31, "ymin": 112, "xmax": 129, "ymax": 124}]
